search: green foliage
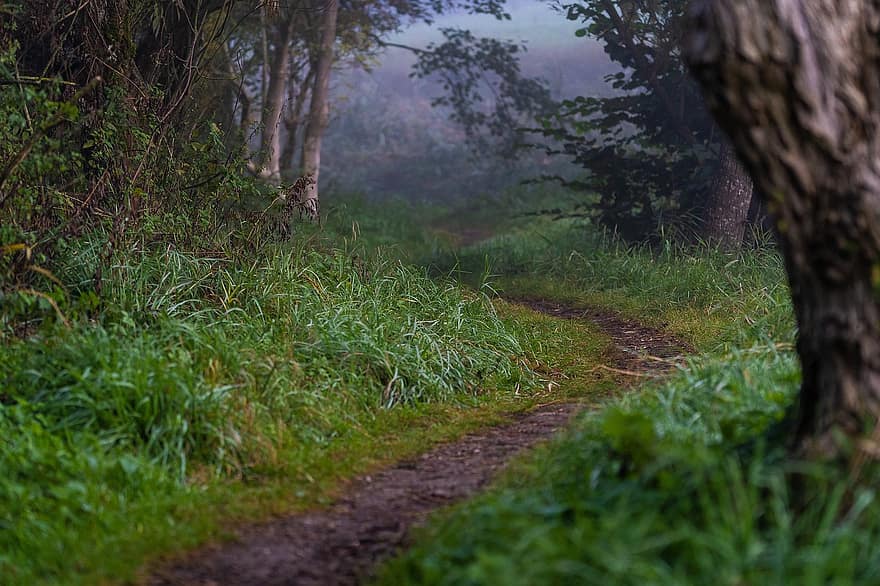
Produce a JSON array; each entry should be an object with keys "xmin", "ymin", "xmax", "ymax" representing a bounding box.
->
[
  {"xmin": 2, "ymin": 240, "xmax": 532, "ymax": 470},
  {"xmin": 411, "ymin": 27, "xmax": 553, "ymax": 157},
  {"xmin": 428, "ymin": 214, "xmax": 793, "ymax": 349},
  {"xmin": 0, "ymin": 404, "xmax": 175, "ymax": 584},
  {"xmin": 534, "ymin": 0, "xmax": 721, "ymax": 238},
  {"xmin": 4, "ymin": 324, "xmax": 237, "ymax": 476},
  {"xmin": 318, "ymin": 195, "xmax": 453, "ymax": 260},
  {"xmin": 0, "ymin": 40, "xmax": 262, "ymax": 296},
  {"xmin": 375, "ymin": 201, "xmax": 876, "ymax": 586},
  {"xmin": 379, "ymin": 346, "xmax": 856, "ymax": 586},
  {"xmin": 0, "ymin": 229, "xmax": 537, "ymax": 582},
  {"xmin": 0, "ymin": 48, "xmax": 85, "ymax": 228}
]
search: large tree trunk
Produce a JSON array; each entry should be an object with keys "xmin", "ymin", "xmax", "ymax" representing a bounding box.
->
[
  {"xmin": 258, "ymin": 18, "xmax": 295, "ymax": 184},
  {"xmin": 299, "ymin": 0, "xmax": 339, "ymax": 221},
  {"xmin": 684, "ymin": 0, "xmax": 880, "ymax": 457},
  {"xmin": 703, "ymin": 140, "xmax": 754, "ymax": 248}
]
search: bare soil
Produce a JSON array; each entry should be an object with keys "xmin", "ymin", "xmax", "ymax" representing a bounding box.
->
[{"xmin": 148, "ymin": 301, "xmax": 688, "ymax": 586}]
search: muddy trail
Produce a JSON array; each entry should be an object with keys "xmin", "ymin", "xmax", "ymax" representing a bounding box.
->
[{"xmin": 149, "ymin": 301, "xmax": 689, "ymax": 586}]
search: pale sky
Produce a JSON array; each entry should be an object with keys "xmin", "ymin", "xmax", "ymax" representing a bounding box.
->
[{"xmin": 394, "ymin": 0, "xmax": 584, "ymax": 47}]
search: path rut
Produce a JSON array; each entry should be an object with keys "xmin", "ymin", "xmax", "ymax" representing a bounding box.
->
[{"xmin": 148, "ymin": 301, "xmax": 688, "ymax": 586}]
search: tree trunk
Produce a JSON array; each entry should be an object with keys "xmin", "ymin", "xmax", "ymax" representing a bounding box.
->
[
  {"xmin": 299, "ymin": 0, "xmax": 339, "ymax": 221},
  {"xmin": 703, "ymin": 139, "xmax": 754, "ymax": 248},
  {"xmin": 684, "ymin": 0, "xmax": 880, "ymax": 457},
  {"xmin": 746, "ymin": 190, "xmax": 773, "ymax": 238},
  {"xmin": 261, "ymin": 5, "xmax": 271, "ymax": 109},
  {"xmin": 281, "ymin": 66, "xmax": 314, "ymax": 175},
  {"xmin": 259, "ymin": 18, "xmax": 295, "ymax": 184}
]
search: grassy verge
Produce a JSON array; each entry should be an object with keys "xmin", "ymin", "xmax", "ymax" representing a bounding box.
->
[
  {"xmin": 375, "ymin": 200, "xmax": 880, "ymax": 584},
  {"xmin": 0, "ymin": 218, "xmax": 615, "ymax": 585},
  {"xmin": 424, "ymin": 214, "xmax": 793, "ymax": 351}
]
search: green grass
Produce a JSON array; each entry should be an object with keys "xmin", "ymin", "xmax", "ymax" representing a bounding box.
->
[
  {"xmin": 8, "ymin": 188, "xmax": 865, "ymax": 585},
  {"xmin": 375, "ymin": 199, "xmax": 880, "ymax": 585},
  {"xmin": 317, "ymin": 194, "xmax": 455, "ymax": 262},
  {"xmin": 3, "ymin": 221, "xmax": 612, "ymax": 584},
  {"xmin": 379, "ymin": 344, "xmax": 880, "ymax": 584},
  {"xmin": 426, "ymin": 216, "xmax": 793, "ymax": 350}
]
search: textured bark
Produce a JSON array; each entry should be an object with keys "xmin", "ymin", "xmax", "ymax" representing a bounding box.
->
[
  {"xmin": 684, "ymin": 0, "xmax": 880, "ymax": 457},
  {"xmin": 704, "ymin": 140, "xmax": 754, "ymax": 248},
  {"xmin": 299, "ymin": 0, "xmax": 339, "ymax": 220}
]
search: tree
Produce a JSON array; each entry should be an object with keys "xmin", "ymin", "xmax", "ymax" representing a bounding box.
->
[
  {"xmin": 541, "ymin": 0, "xmax": 753, "ymax": 244},
  {"xmin": 404, "ymin": 28, "xmax": 554, "ymax": 160},
  {"xmin": 684, "ymin": 0, "xmax": 880, "ymax": 457},
  {"xmin": 298, "ymin": 0, "xmax": 339, "ymax": 220},
  {"xmin": 2, "ymin": 0, "xmax": 242, "ymax": 234},
  {"xmin": 222, "ymin": 0, "xmax": 519, "ymax": 219},
  {"xmin": 257, "ymin": 12, "xmax": 296, "ymax": 183},
  {"xmin": 704, "ymin": 140, "xmax": 754, "ymax": 246}
]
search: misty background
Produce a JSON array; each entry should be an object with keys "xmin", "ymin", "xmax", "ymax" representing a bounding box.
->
[{"xmin": 321, "ymin": 0, "xmax": 616, "ymax": 201}]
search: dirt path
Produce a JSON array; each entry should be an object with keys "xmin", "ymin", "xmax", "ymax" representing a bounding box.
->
[{"xmin": 148, "ymin": 301, "xmax": 688, "ymax": 586}]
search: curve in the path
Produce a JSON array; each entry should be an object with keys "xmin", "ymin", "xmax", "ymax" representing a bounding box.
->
[{"xmin": 148, "ymin": 301, "xmax": 689, "ymax": 586}]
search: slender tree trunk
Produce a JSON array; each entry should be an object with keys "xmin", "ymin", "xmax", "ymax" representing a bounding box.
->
[
  {"xmin": 685, "ymin": 0, "xmax": 880, "ymax": 458},
  {"xmin": 703, "ymin": 140, "xmax": 754, "ymax": 248},
  {"xmin": 281, "ymin": 66, "xmax": 314, "ymax": 175},
  {"xmin": 260, "ymin": 5, "xmax": 271, "ymax": 109},
  {"xmin": 259, "ymin": 18, "xmax": 295, "ymax": 184},
  {"xmin": 222, "ymin": 43, "xmax": 257, "ymax": 142},
  {"xmin": 299, "ymin": 0, "xmax": 339, "ymax": 220}
]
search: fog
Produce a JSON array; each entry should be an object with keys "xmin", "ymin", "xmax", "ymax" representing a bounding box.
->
[{"xmin": 321, "ymin": 0, "xmax": 617, "ymax": 202}]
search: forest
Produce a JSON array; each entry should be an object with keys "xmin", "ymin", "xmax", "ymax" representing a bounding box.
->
[{"xmin": 2, "ymin": 0, "xmax": 880, "ymax": 584}]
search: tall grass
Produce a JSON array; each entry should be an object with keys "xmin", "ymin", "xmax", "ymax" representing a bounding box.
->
[
  {"xmin": 427, "ymin": 217, "xmax": 794, "ymax": 349},
  {"xmin": 377, "ymin": 206, "xmax": 880, "ymax": 585},
  {"xmin": 380, "ymin": 339, "xmax": 880, "ymax": 584},
  {"xmin": 0, "ymin": 233, "xmax": 535, "ymax": 583}
]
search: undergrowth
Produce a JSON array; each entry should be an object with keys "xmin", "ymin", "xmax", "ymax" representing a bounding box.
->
[
  {"xmin": 427, "ymin": 215, "xmax": 793, "ymax": 350},
  {"xmin": 376, "ymin": 197, "xmax": 880, "ymax": 585},
  {"xmin": 379, "ymin": 344, "xmax": 880, "ymax": 584},
  {"xmin": 0, "ymin": 227, "xmax": 538, "ymax": 584}
]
